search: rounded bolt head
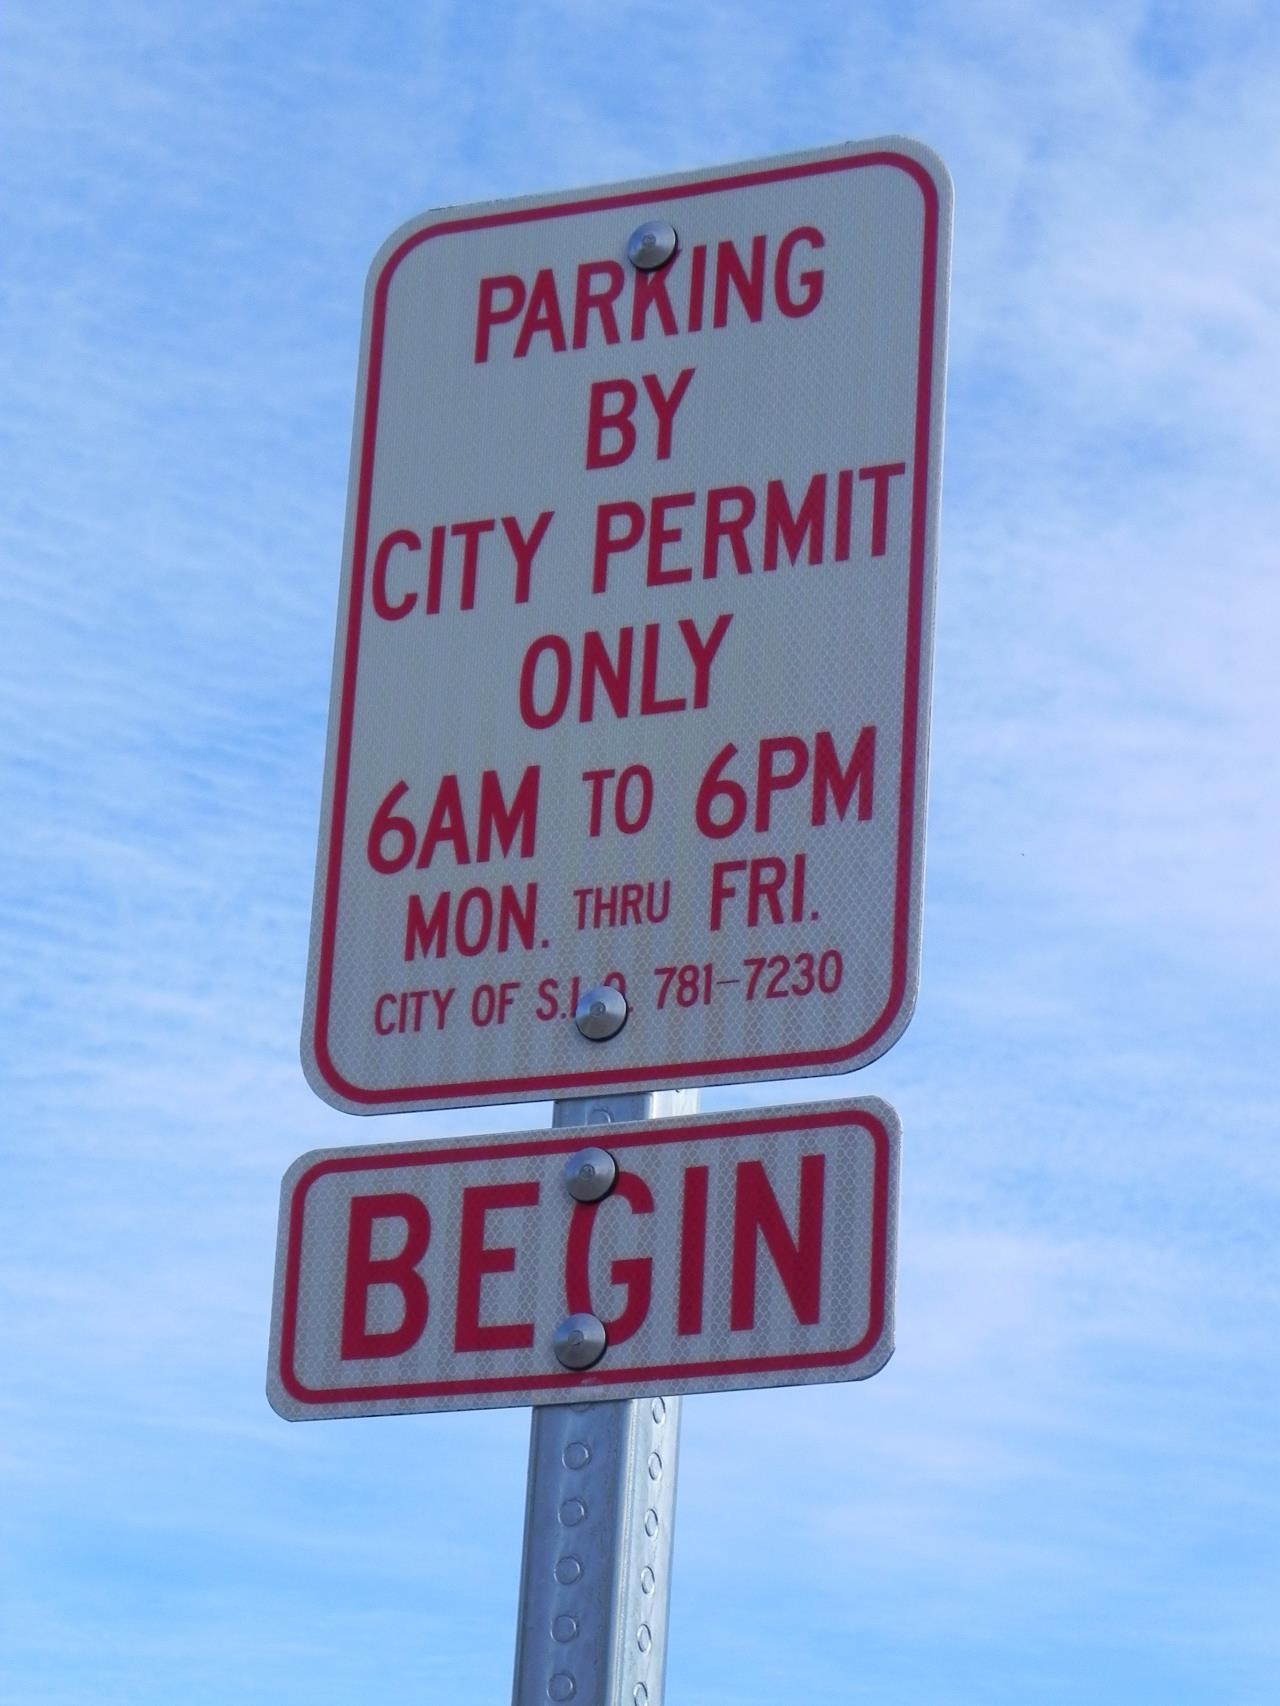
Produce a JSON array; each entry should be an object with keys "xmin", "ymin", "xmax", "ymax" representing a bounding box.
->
[
  {"xmin": 564, "ymin": 1146, "xmax": 617, "ymax": 1203},
  {"xmin": 574, "ymin": 984, "xmax": 628, "ymax": 1041},
  {"xmin": 554, "ymin": 1312, "xmax": 607, "ymax": 1371},
  {"xmin": 627, "ymin": 219, "xmax": 678, "ymax": 270}
]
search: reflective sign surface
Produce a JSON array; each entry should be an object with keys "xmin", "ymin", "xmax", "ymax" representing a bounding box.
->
[
  {"xmin": 268, "ymin": 1099, "xmax": 899, "ymax": 1419},
  {"xmin": 303, "ymin": 138, "xmax": 952, "ymax": 1110}
]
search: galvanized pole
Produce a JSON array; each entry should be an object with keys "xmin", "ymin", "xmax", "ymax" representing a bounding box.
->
[{"xmin": 511, "ymin": 1088, "xmax": 698, "ymax": 1706}]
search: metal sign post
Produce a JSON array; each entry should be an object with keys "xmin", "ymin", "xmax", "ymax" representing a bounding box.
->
[{"xmin": 511, "ymin": 1089, "xmax": 696, "ymax": 1706}]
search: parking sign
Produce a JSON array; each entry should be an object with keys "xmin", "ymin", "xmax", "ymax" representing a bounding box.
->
[{"xmin": 303, "ymin": 138, "xmax": 952, "ymax": 1112}]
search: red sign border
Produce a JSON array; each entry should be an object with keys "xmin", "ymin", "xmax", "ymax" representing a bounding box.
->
[
  {"xmin": 311, "ymin": 146, "xmax": 944, "ymax": 1108},
  {"xmin": 277, "ymin": 1105, "xmax": 893, "ymax": 1407}
]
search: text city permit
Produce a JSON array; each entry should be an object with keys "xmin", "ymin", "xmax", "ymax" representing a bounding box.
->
[{"xmin": 302, "ymin": 138, "xmax": 953, "ymax": 1112}]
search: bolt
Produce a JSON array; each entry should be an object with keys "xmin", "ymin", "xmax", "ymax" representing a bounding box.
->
[
  {"xmin": 554, "ymin": 1313, "xmax": 607, "ymax": 1371},
  {"xmin": 574, "ymin": 984, "xmax": 628, "ymax": 1041},
  {"xmin": 564, "ymin": 1146, "xmax": 617, "ymax": 1203},
  {"xmin": 627, "ymin": 220, "xmax": 678, "ymax": 271}
]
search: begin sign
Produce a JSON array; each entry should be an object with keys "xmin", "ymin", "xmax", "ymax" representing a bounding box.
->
[
  {"xmin": 303, "ymin": 138, "xmax": 952, "ymax": 1112},
  {"xmin": 268, "ymin": 1099, "xmax": 899, "ymax": 1419}
]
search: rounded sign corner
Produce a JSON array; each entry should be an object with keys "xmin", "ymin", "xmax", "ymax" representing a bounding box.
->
[
  {"xmin": 867, "ymin": 134, "xmax": 954, "ymax": 205},
  {"xmin": 858, "ymin": 1094, "xmax": 902, "ymax": 1143},
  {"xmin": 265, "ymin": 1369, "xmax": 306, "ymax": 1423},
  {"xmin": 299, "ymin": 1019, "xmax": 391, "ymax": 1117}
]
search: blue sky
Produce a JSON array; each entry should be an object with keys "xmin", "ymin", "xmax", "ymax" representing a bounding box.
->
[{"xmin": 2, "ymin": 2, "xmax": 1277, "ymax": 1702}]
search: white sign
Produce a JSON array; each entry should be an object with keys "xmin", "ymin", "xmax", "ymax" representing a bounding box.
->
[
  {"xmin": 267, "ymin": 1099, "xmax": 898, "ymax": 1420},
  {"xmin": 303, "ymin": 138, "xmax": 952, "ymax": 1112}
]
